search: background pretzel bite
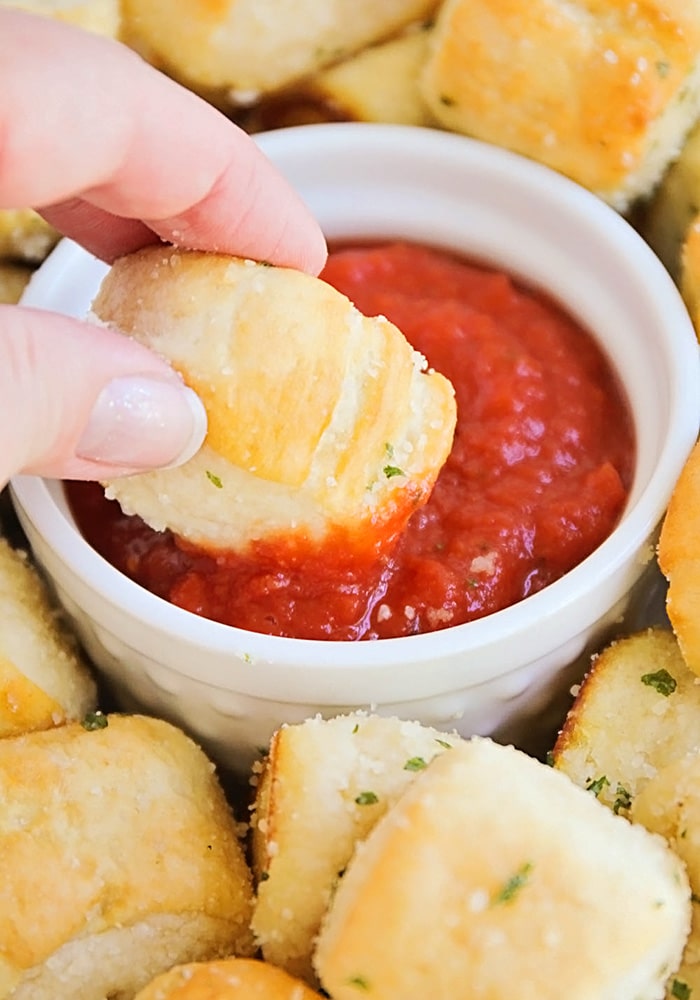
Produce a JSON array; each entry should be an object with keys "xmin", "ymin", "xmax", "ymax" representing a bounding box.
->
[
  {"xmin": 0, "ymin": 715, "xmax": 255, "ymax": 1000},
  {"xmin": 313, "ymin": 738, "xmax": 691, "ymax": 1000},
  {"xmin": 134, "ymin": 958, "xmax": 323, "ymax": 1000},
  {"xmin": 250, "ymin": 713, "xmax": 461, "ymax": 983},
  {"xmin": 92, "ymin": 246, "xmax": 456, "ymax": 560},
  {"xmin": 120, "ymin": 0, "xmax": 439, "ymax": 102},
  {"xmin": 658, "ymin": 440, "xmax": 700, "ymax": 675},
  {"xmin": 420, "ymin": 0, "xmax": 700, "ymax": 211},
  {"xmin": 0, "ymin": 537, "xmax": 95, "ymax": 739}
]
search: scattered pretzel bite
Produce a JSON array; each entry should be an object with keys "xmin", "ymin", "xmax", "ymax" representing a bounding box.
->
[
  {"xmin": 250, "ymin": 712, "xmax": 461, "ymax": 983},
  {"xmin": 314, "ymin": 737, "xmax": 691, "ymax": 1000},
  {"xmin": 0, "ymin": 0, "xmax": 121, "ymax": 38},
  {"xmin": 632, "ymin": 752, "xmax": 700, "ymax": 999},
  {"xmin": 552, "ymin": 628, "xmax": 700, "ymax": 814},
  {"xmin": 658, "ymin": 441, "xmax": 700, "ymax": 675},
  {"xmin": 639, "ymin": 121, "xmax": 700, "ymax": 282},
  {"xmin": 0, "ymin": 537, "xmax": 96, "ymax": 739},
  {"xmin": 0, "ymin": 714, "xmax": 255, "ymax": 1000},
  {"xmin": 420, "ymin": 0, "xmax": 700, "ymax": 211},
  {"xmin": 120, "ymin": 0, "xmax": 439, "ymax": 101},
  {"xmin": 134, "ymin": 958, "xmax": 323, "ymax": 1000},
  {"xmin": 92, "ymin": 246, "xmax": 456, "ymax": 559},
  {"xmin": 0, "ymin": 209, "xmax": 58, "ymax": 266}
]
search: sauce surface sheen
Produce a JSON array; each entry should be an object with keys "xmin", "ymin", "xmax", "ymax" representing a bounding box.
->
[{"xmin": 67, "ymin": 241, "xmax": 634, "ymax": 640}]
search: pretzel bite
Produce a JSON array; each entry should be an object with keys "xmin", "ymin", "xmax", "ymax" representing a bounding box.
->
[
  {"xmin": 0, "ymin": 537, "xmax": 96, "ymax": 739},
  {"xmin": 92, "ymin": 246, "xmax": 456, "ymax": 558},
  {"xmin": 632, "ymin": 752, "xmax": 700, "ymax": 1000},
  {"xmin": 680, "ymin": 215, "xmax": 700, "ymax": 331},
  {"xmin": 420, "ymin": 0, "xmax": 700, "ymax": 211},
  {"xmin": 260, "ymin": 25, "xmax": 437, "ymax": 129},
  {"xmin": 0, "ymin": 0, "xmax": 121, "ymax": 37},
  {"xmin": 0, "ymin": 262, "xmax": 32, "ymax": 304},
  {"xmin": 658, "ymin": 441, "xmax": 700, "ymax": 675},
  {"xmin": 552, "ymin": 628, "xmax": 700, "ymax": 814},
  {"xmin": 134, "ymin": 958, "xmax": 323, "ymax": 1000},
  {"xmin": 639, "ymin": 121, "xmax": 700, "ymax": 281},
  {"xmin": 0, "ymin": 209, "xmax": 58, "ymax": 266},
  {"xmin": 0, "ymin": 714, "xmax": 255, "ymax": 1000},
  {"xmin": 314, "ymin": 737, "xmax": 691, "ymax": 1000},
  {"xmin": 120, "ymin": 0, "xmax": 439, "ymax": 100},
  {"xmin": 250, "ymin": 713, "xmax": 461, "ymax": 982}
]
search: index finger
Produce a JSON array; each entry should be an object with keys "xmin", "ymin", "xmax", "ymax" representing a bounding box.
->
[{"xmin": 0, "ymin": 10, "xmax": 327, "ymax": 272}]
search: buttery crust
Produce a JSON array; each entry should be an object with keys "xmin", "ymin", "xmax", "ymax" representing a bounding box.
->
[
  {"xmin": 3, "ymin": 0, "xmax": 121, "ymax": 37},
  {"xmin": 134, "ymin": 958, "xmax": 323, "ymax": 1000},
  {"xmin": 0, "ymin": 715, "xmax": 255, "ymax": 1000},
  {"xmin": 632, "ymin": 753, "xmax": 700, "ymax": 998},
  {"xmin": 420, "ymin": 0, "xmax": 700, "ymax": 210},
  {"xmin": 552, "ymin": 628, "xmax": 700, "ymax": 812},
  {"xmin": 639, "ymin": 121, "xmax": 700, "ymax": 281},
  {"xmin": 0, "ymin": 537, "xmax": 95, "ymax": 738},
  {"xmin": 120, "ymin": 0, "xmax": 439, "ymax": 99},
  {"xmin": 658, "ymin": 441, "xmax": 700, "ymax": 674},
  {"xmin": 0, "ymin": 209, "xmax": 58, "ymax": 266},
  {"xmin": 314, "ymin": 737, "xmax": 691, "ymax": 1000},
  {"xmin": 92, "ymin": 246, "xmax": 456, "ymax": 554},
  {"xmin": 250, "ymin": 713, "xmax": 461, "ymax": 983},
  {"xmin": 680, "ymin": 214, "xmax": 700, "ymax": 328}
]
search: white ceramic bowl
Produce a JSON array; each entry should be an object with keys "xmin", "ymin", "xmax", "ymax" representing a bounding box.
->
[{"xmin": 10, "ymin": 123, "xmax": 700, "ymax": 772}]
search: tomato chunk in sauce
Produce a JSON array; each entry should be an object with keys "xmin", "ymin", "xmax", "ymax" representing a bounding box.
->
[{"xmin": 67, "ymin": 242, "xmax": 634, "ymax": 640}]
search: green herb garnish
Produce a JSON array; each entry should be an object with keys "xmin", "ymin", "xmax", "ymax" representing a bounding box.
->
[
  {"xmin": 613, "ymin": 784, "xmax": 632, "ymax": 814},
  {"xmin": 355, "ymin": 791, "xmax": 379, "ymax": 806},
  {"xmin": 585, "ymin": 775, "xmax": 610, "ymax": 798},
  {"xmin": 493, "ymin": 862, "xmax": 533, "ymax": 905},
  {"xmin": 347, "ymin": 975, "xmax": 370, "ymax": 991},
  {"xmin": 206, "ymin": 470, "xmax": 223, "ymax": 488},
  {"xmin": 383, "ymin": 465, "xmax": 405, "ymax": 479},
  {"xmin": 404, "ymin": 756, "xmax": 428, "ymax": 772},
  {"xmin": 671, "ymin": 980, "xmax": 692, "ymax": 999},
  {"xmin": 641, "ymin": 668, "xmax": 677, "ymax": 696},
  {"xmin": 435, "ymin": 738, "xmax": 453, "ymax": 750},
  {"xmin": 81, "ymin": 711, "xmax": 108, "ymax": 731}
]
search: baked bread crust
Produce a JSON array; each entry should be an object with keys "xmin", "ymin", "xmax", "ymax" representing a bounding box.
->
[
  {"xmin": 314, "ymin": 737, "xmax": 691, "ymax": 1000},
  {"xmin": 552, "ymin": 628, "xmax": 700, "ymax": 810},
  {"xmin": 0, "ymin": 537, "xmax": 95, "ymax": 738},
  {"xmin": 658, "ymin": 441, "xmax": 700, "ymax": 674},
  {"xmin": 0, "ymin": 715, "xmax": 255, "ymax": 999},
  {"xmin": 120, "ymin": 0, "xmax": 439, "ymax": 98},
  {"xmin": 134, "ymin": 958, "xmax": 322, "ymax": 999},
  {"xmin": 250, "ymin": 713, "xmax": 460, "ymax": 982},
  {"xmin": 421, "ymin": 0, "xmax": 700, "ymax": 210},
  {"xmin": 92, "ymin": 246, "xmax": 456, "ymax": 555}
]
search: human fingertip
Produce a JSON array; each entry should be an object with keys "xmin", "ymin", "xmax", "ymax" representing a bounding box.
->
[{"xmin": 75, "ymin": 375, "xmax": 207, "ymax": 471}]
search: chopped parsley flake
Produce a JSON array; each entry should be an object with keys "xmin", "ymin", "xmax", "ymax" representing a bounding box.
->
[
  {"xmin": 355, "ymin": 791, "xmax": 379, "ymax": 806},
  {"xmin": 544, "ymin": 750, "xmax": 555, "ymax": 767},
  {"xmin": 435, "ymin": 738, "xmax": 453, "ymax": 750},
  {"xmin": 81, "ymin": 711, "xmax": 108, "ymax": 731},
  {"xmin": 493, "ymin": 862, "xmax": 533, "ymax": 905},
  {"xmin": 671, "ymin": 979, "xmax": 692, "ymax": 999},
  {"xmin": 404, "ymin": 756, "xmax": 428, "ymax": 771},
  {"xmin": 206, "ymin": 470, "xmax": 223, "ymax": 488},
  {"xmin": 585, "ymin": 775, "xmax": 610, "ymax": 797},
  {"xmin": 383, "ymin": 464, "xmax": 405, "ymax": 479},
  {"xmin": 347, "ymin": 975, "xmax": 370, "ymax": 991},
  {"xmin": 259, "ymin": 871, "xmax": 270, "ymax": 882},
  {"xmin": 641, "ymin": 668, "xmax": 677, "ymax": 696},
  {"xmin": 613, "ymin": 784, "xmax": 632, "ymax": 814},
  {"xmin": 352, "ymin": 723, "xmax": 360, "ymax": 734}
]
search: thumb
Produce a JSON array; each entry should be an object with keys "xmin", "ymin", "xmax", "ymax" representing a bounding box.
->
[{"xmin": 0, "ymin": 304, "xmax": 207, "ymax": 486}]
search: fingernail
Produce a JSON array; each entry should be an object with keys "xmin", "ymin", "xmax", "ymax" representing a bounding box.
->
[{"xmin": 76, "ymin": 375, "xmax": 207, "ymax": 470}]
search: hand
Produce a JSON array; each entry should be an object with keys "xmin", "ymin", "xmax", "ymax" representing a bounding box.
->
[{"xmin": 0, "ymin": 9, "xmax": 327, "ymax": 487}]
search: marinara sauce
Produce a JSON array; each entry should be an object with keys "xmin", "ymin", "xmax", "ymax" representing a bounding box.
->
[{"xmin": 67, "ymin": 242, "xmax": 634, "ymax": 641}]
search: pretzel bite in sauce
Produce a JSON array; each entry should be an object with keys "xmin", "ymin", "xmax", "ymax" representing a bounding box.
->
[
  {"xmin": 92, "ymin": 246, "xmax": 456, "ymax": 563},
  {"xmin": 134, "ymin": 958, "xmax": 323, "ymax": 1000}
]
